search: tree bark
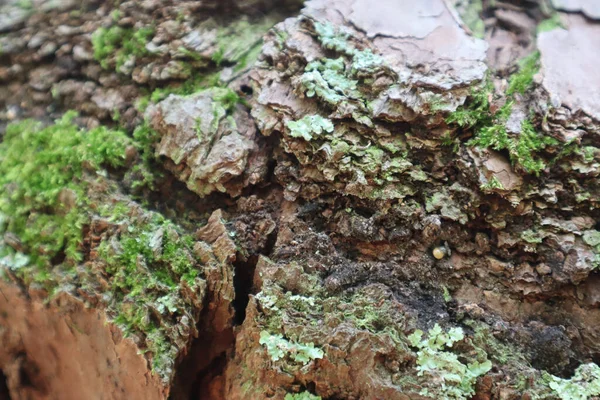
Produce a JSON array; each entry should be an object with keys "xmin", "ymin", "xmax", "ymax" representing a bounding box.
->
[{"xmin": 0, "ymin": 0, "xmax": 599, "ymax": 399}]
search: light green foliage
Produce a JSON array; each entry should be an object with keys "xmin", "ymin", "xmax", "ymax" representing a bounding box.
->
[
  {"xmin": 447, "ymin": 56, "xmax": 559, "ymax": 175},
  {"xmin": 408, "ymin": 324, "xmax": 492, "ymax": 399},
  {"xmin": 110, "ymin": 9, "xmax": 121, "ymax": 21},
  {"xmin": 0, "ymin": 111, "xmax": 204, "ymax": 381},
  {"xmin": 92, "ymin": 25, "xmax": 155, "ymax": 70},
  {"xmin": 506, "ymin": 51, "xmax": 540, "ymax": 96},
  {"xmin": 129, "ymin": 122, "xmax": 162, "ymax": 190},
  {"xmin": 0, "ymin": 112, "xmax": 131, "ymax": 274},
  {"xmin": 286, "ymin": 115, "xmax": 334, "ymax": 141},
  {"xmin": 16, "ymin": 0, "xmax": 33, "ymax": 10},
  {"xmin": 285, "ymin": 392, "xmax": 322, "ymax": 400},
  {"xmin": 259, "ymin": 331, "xmax": 324, "ymax": 365},
  {"xmin": 544, "ymin": 363, "xmax": 600, "ymax": 400}
]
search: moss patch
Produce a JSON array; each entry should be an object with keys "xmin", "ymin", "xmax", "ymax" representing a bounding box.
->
[
  {"xmin": 0, "ymin": 112, "xmax": 131, "ymax": 275},
  {"xmin": 92, "ymin": 25, "xmax": 155, "ymax": 71}
]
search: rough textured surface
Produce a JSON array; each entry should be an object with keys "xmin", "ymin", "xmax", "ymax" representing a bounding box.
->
[
  {"xmin": 148, "ymin": 89, "xmax": 268, "ymax": 197},
  {"xmin": 538, "ymin": 13, "xmax": 600, "ymax": 120},
  {"xmin": 0, "ymin": 282, "xmax": 165, "ymax": 400},
  {"xmin": 1, "ymin": 0, "xmax": 600, "ymax": 399},
  {"xmin": 552, "ymin": 0, "xmax": 600, "ymax": 19}
]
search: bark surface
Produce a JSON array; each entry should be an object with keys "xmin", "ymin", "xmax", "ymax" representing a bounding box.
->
[{"xmin": 0, "ymin": 0, "xmax": 599, "ymax": 399}]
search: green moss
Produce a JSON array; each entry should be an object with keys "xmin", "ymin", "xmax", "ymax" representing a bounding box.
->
[
  {"xmin": 446, "ymin": 79, "xmax": 494, "ymax": 128},
  {"xmin": 95, "ymin": 206, "xmax": 204, "ymax": 377},
  {"xmin": 110, "ymin": 9, "xmax": 122, "ymax": 21},
  {"xmin": 537, "ymin": 13, "xmax": 564, "ymax": 33},
  {"xmin": 149, "ymin": 71, "xmax": 222, "ymax": 103},
  {"xmin": 480, "ymin": 176, "xmax": 505, "ymax": 192},
  {"xmin": 467, "ymin": 113, "xmax": 557, "ymax": 175},
  {"xmin": 506, "ymin": 52, "xmax": 540, "ymax": 96},
  {"xmin": 92, "ymin": 25, "xmax": 155, "ymax": 71},
  {"xmin": 0, "ymin": 112, "xmax": 131, "ymax": 274}
]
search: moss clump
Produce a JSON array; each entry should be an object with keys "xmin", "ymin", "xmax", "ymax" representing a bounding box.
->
[
  {"xmin": 446, "ymin": 79, "xmax": 494, "ymax": 129},
  {"xmin": 468, "ymin": 114, "xmax": 558, "ymax": 175},
  {"xmin": 0, "ymin": 112, "xmax": 206, "ymax": 382},
  {"xmin": 96, "ymin": 209, "xmax": 203, "ymax": 375},
  {"xmin": 92, "ymin": 26, "xmax": 155, "ymax": 70},
  {"xmin": 0, "ymin": 112, "xmax": 131, "ymax": 276},
  {"xmin": 480, "ymin": 176, "xmax": 505, "ymax": 192},
  {"xmin": 149, "ymin": 71, "xmax": 223, "ymax": 104},
  {"xmin": 506, "ymin": 51, "xmax": 540, "ymax": 96}
]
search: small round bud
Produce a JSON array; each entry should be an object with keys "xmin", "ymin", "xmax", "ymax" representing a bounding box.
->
[{"xmin": 432, "ymin": 246, "xmax": 446, "ymax": 260}]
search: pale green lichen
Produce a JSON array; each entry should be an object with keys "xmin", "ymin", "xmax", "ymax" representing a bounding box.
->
[
  {"xmin": 286, "ymin": 115, "xmax": 335, "ymax": 141},
  {"xmin": 407, "ymin": 324, "xmax": 492, "ymax": 399},
  {"xmin": 426, "ymin": 190, "xmax": 469, "ymax": 224},
  {"xmin": 259, "ymin": 331, "xmax": 324, "ymax": 365},
  {"xmin": 285, "ymin": 392, "xmax": 322, "ymax": 400},
  {"xmin": 582, "ymin": 230, "xmax": 600, "ymax": 267},
  {"xmin": 521, "ymin": 229, "xmax": 545, "ymax": 244},
  {"xmin": 543, "ymin": 363, "xmax": 600, "ymax": 400},
  {"xmin": 301, "ymin": 58, "xmax": 360, "ymax": 105}
]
